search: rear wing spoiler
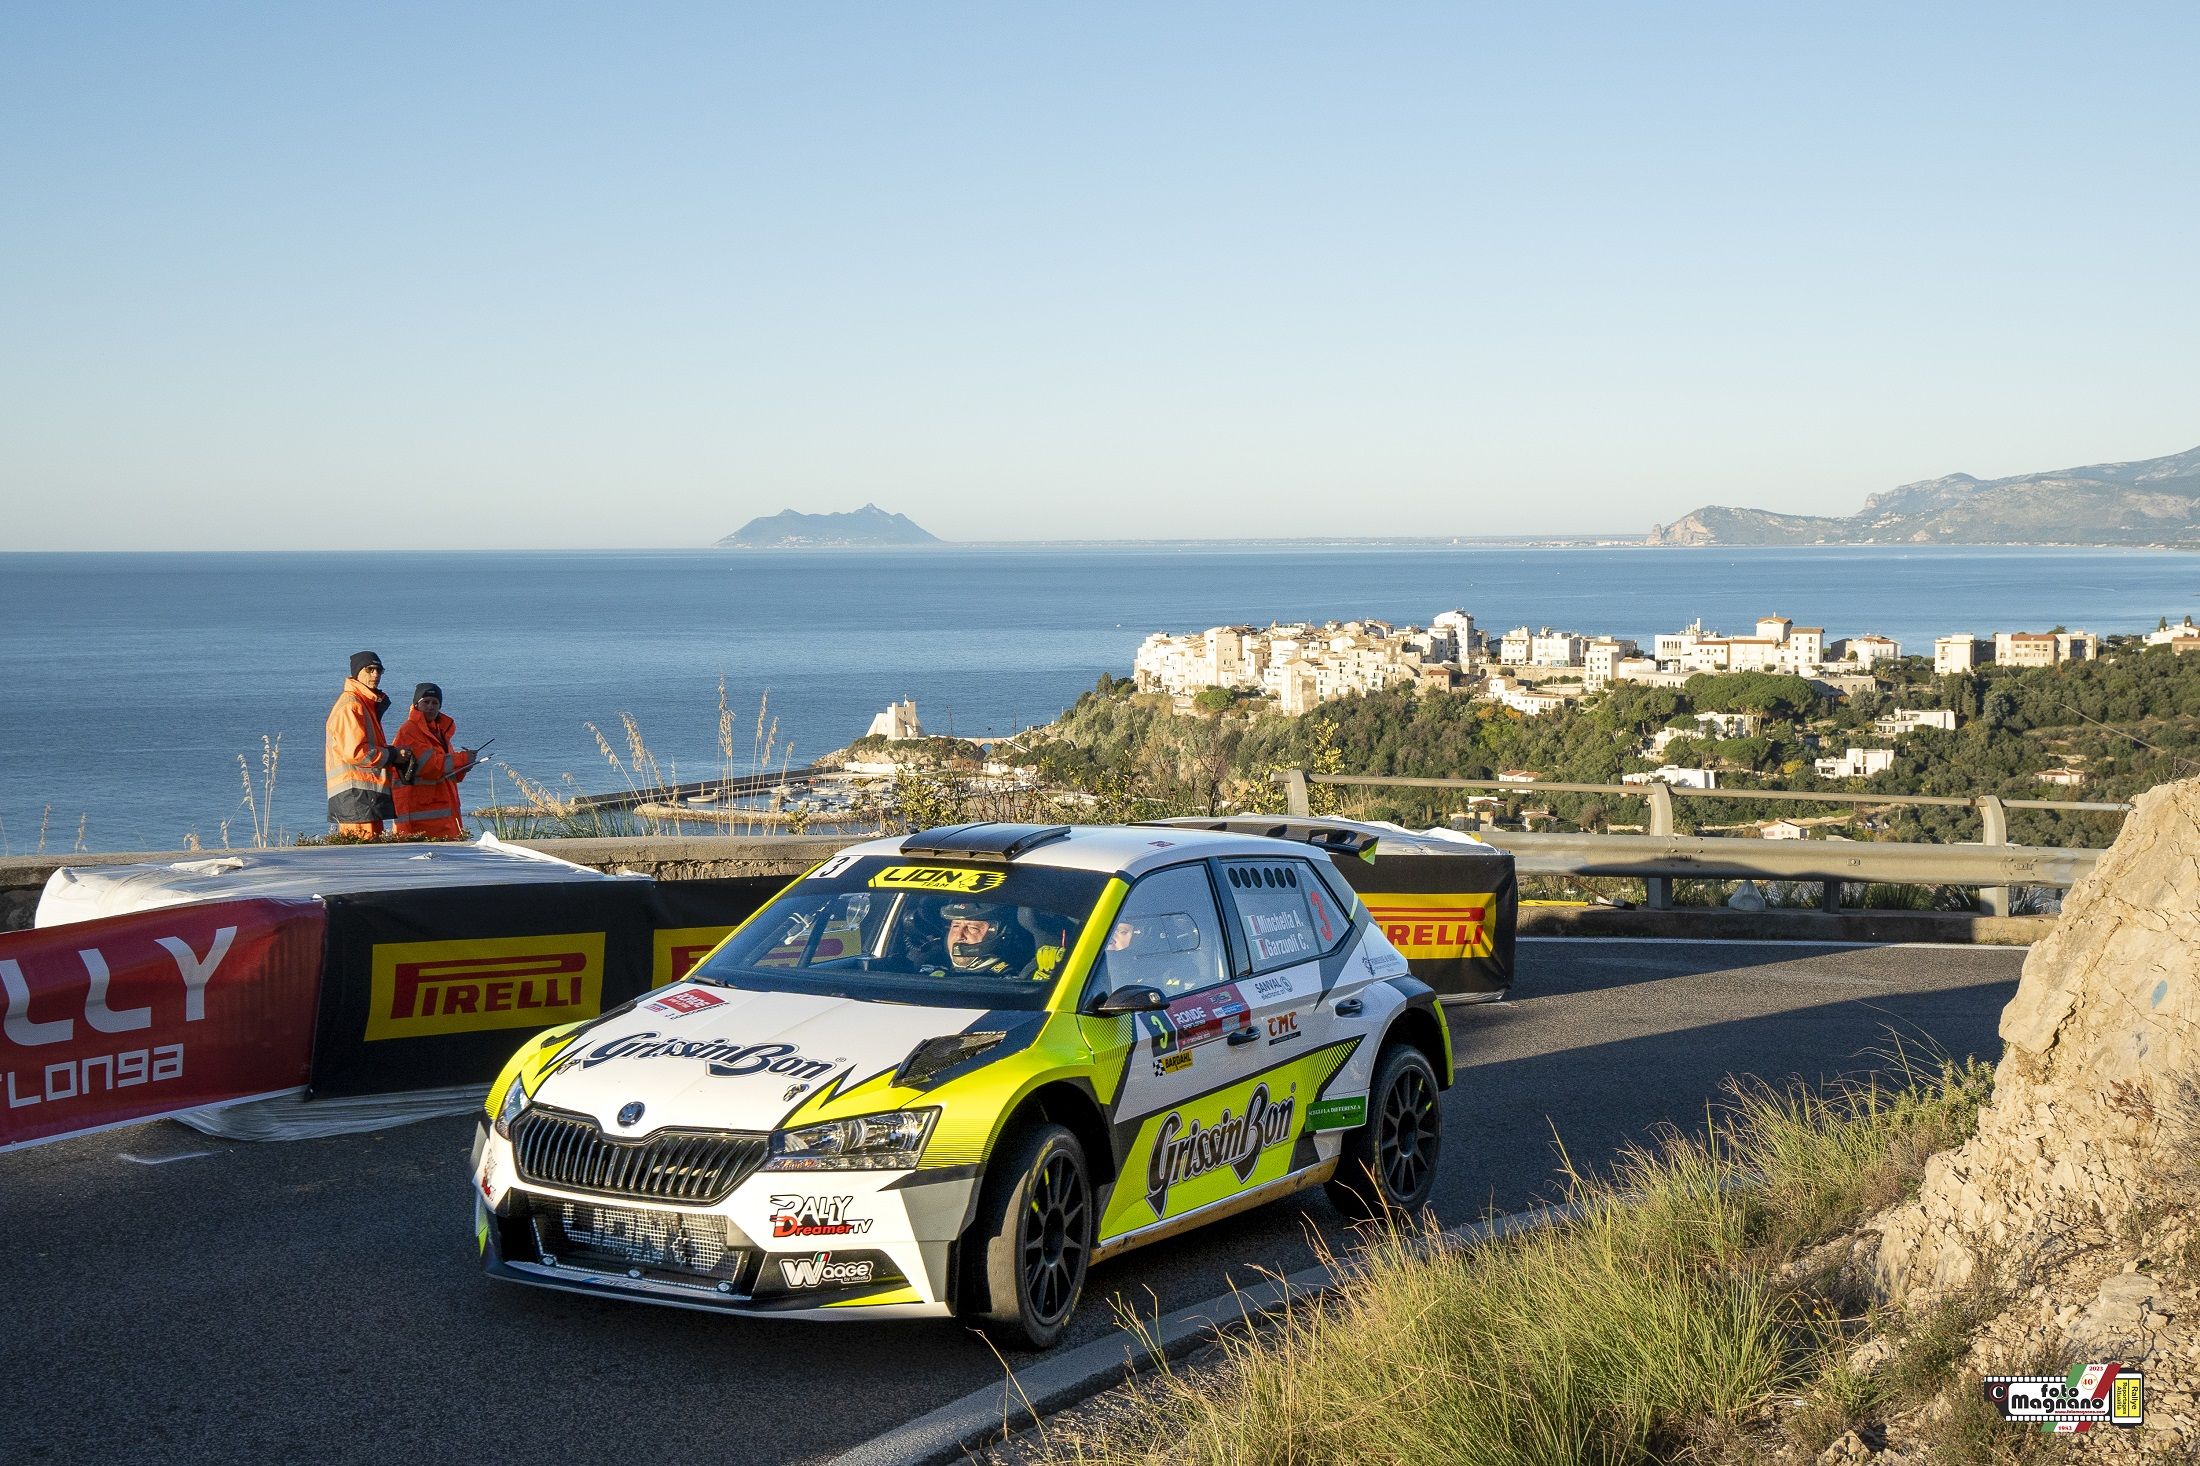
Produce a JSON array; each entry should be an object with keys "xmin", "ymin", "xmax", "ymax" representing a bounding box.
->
[{"xmin": 1138, "ymin": 816, "xmax": 1378, "ymax": 860}]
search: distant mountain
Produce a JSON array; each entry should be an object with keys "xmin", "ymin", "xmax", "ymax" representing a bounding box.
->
[
  {"xmin": 1648, "ymin": 444, "xmax": 2200, "ymax": 547},
  {"xmin": 717, "ymin": 504, "xmax": 943, "ymax": 549}
]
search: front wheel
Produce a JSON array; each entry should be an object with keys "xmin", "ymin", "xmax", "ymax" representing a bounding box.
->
[
  {"xmin": 960, "ymin": 1122, "xmax": 1091, "ymax": 1349},
  {"xmin": 1325, "ymin": 1044, "xmax": 1443, "ymax": 1218}
]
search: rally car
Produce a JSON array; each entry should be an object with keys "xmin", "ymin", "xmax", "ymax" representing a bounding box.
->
[{"xmin": 472, "ymin": 821, "xmax": 1451, "ymax": 1347}]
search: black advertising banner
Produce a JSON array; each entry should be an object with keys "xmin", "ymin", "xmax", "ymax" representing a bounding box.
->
[
  {"xmin": 308, "ymin": 876, "xmax": 791, "ymax": 1098},
  {"xmin": 645, "ymin": 877, "xmax": 794, "ymax": 986},
  {"xmin": 1331, "ymin": 851, "xmax": 1517, "ymax": 998}
]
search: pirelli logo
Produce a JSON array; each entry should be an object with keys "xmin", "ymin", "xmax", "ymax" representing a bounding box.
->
[
  {"xmin": 653, "ymin": 925, "xmax": 735, "ymax": 988},
  {"xmin": 366, "ymin": 932, "xmax": 605, "ymax": 1041},
  {"xmin": 1361, "ymin": 893, "xmax": 1496, "ymax": 961}
]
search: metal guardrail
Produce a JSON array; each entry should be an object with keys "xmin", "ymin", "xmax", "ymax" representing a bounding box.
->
[{"xmin": 1279, "ymin": 769, "xmax": 2130, "ymax": 914}]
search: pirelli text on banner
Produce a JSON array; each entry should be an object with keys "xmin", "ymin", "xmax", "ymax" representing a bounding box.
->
[
  {"xmin": 365, "ymin": 932, "xmax": 605, "ymax": 1041},
  {"xmin": 1358, "ymin": 892, "xmax": 1497, "ymax": 961},
  {"xmin": 0, "ymin": 898, "xmax": 325, "ymax": 1151}
]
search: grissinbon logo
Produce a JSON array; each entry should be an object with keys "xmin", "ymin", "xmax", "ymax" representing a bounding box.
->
[
  {"xmin": 1361, "ymin": 893, "xmax": 1496, "ymax": 960},
  {"xmin": 367, "ymin": 932, "xmax": 605, "ymax": 1040}
]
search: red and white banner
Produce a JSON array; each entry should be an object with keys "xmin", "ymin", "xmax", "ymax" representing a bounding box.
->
[{"xmin": 1, "ymin": 898, "xmax": 326, "ymax": 1151}]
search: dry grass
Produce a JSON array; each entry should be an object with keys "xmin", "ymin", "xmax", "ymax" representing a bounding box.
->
[{"xmin": 1021, "ymin": 1055, "xmax": 1993, "ymax": 1466}]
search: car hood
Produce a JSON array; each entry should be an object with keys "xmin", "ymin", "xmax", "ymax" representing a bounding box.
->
[{"xmin": 528, "ymin": 980, "xmax": 990, "ymax": 1135}]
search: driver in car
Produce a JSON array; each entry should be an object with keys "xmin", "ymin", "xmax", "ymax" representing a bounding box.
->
[{"xmin": 940, "ymin": 899, "xmax": 1038, "ymax": 976}]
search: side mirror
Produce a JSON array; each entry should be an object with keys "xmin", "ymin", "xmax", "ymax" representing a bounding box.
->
[{"xmin": 1091, "ymin": 984, "xmax": 1167, "ymax": 1016}]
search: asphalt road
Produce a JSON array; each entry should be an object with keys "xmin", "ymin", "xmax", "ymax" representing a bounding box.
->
[{"xmin": 0, "ymin": 939, "xmax": 2023, "ymax": 1466}]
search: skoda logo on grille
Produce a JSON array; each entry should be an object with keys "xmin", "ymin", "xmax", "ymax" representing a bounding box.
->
[{"xmin": 617, "ymin": 1101, "xmax": 646, "ymax": 1127}]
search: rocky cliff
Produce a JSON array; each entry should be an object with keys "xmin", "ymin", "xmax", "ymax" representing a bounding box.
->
[
  {"xmin": 1861, "ymin": 775, "xmax": 2200, "ymax": 1451},
  {"xmin": 1649, "ymin": 444, "xmax": 2200, "ymax": 547}
]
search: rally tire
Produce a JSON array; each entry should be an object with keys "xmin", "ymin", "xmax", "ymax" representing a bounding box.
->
[
  {"xmin": 961, "ymin": 1122, "xmax": 1091, "ymax": 1350},
  {"xmin": 1326, "ymin": 1044, "xmax": 1443, "ymax": 1218}
]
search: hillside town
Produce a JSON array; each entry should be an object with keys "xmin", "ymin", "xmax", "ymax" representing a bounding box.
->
[
  {"xmin": 1122, "ymin": 610, "xmax": 2198, "ymax": 792},
  {"xmin": 1128, "ymin": 610, "xmax": 2176, "ymax": 713}
]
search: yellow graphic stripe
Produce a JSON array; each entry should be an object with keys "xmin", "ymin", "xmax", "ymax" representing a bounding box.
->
[
  {"xmin": 824, "ymin": 1284, "xmax": 923, "ymax": 1308},
  {"xmin": 1047, "ymin": 877, "xmax": 1128, "ymax": 1013}
]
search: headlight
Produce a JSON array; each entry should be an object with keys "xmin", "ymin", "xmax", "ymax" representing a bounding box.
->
[
  {"xmin": 493, "ymin": 1075, "xmax": 530, "ymax": 1139},
  {"xmin": 764, "ymin": 1109, "xmax": 937, "ymax": 1171}
]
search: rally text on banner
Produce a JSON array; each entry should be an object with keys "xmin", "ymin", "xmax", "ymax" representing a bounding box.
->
[{"xmin": 0, "ymin": 898, "xmax": 325, "ymax": 1150}]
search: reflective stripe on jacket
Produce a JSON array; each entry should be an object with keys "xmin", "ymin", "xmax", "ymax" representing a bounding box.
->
[
  {"xmin": 392, "ymin": 707, "xmax": 473, "ymax": 835},
  {"xmin": 325, "ymin": 678, "xmax": 397, "ymax": 823}
]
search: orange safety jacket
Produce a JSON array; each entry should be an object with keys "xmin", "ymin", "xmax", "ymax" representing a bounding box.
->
[
  {"xmin": 392, "ymin": 706, "xmax": 475, "ymax": 836},
  {"xmin": 325, "ymin": 678, "xmax": 398, "ymax": 824}
]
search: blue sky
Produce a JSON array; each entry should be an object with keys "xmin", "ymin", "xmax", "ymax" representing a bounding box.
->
[{"xmin": 3, "ymin": 4, "xmax": 2194, "ymax": 548}]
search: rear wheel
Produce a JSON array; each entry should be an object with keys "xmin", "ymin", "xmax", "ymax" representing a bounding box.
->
[
  {"xmin": 960, "ymin": 1122, "xmax": 1091, "ymax": 1349},
  {"xmin": 1325, "ymin": 1044, "xmax": 1442, "ymax": 1218}
]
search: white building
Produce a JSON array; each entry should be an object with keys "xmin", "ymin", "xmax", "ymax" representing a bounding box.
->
[
  {"xmin": 1430, "ymin": 610, "xmax": 1476, "ymax": 663},
  {"xmin": 1837, "ymin": 634, "xmax": 1902, "ymax": 668},
  {"xmin": 2147, "ymin": 617, "xmax": 2200, "ymax": 647},
  {"xmin": 1995, "ymin": 630, "xmax": 2099, "ymax": 667},
  {"xmin": 2036, "ymin": 766, "xmax": 2087, "ymax": 788},
  {"xmin": 1759, "ymin": 819, "xmax": 1809, "ymax": 840},
  {"xmin": 1814, "ymin": 746, "xmax": 1896, "ymax": 779},
  {"xmin": 1934, "ymin": 635, "xmax": 1989, "ymax": 675},
  {"xmin": 1485, "ymin": 675, "xmax": 1569, "ymax": 716},
  {"xmin": 1621, "ymin": 765, "xmax": 1719, "ymax": 789},
  {"xmin": 864, "ymin": 700, "xmax": 924, "ymax": 741},
  {"xmin": 1582, "ymin": 636, "xmax": 1640, "ymax": 692},
  {"xmin": 1655, "ymin": 617, "xmax": 1826, "ymax": 675},
  {"xmin": 1529, "ymin": 629, "xmax": 1585, "ymax": 667},
  {"xmin": 1874, "ymin": 708, "xmax": 1957, "ymax": 737}
]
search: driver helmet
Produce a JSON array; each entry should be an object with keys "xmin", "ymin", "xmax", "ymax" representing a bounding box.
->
[{"xmin": 940, "ymin": 899, "xmax": 1035, "ymax": 973}]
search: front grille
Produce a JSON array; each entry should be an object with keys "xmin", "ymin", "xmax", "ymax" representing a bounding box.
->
[
  {"xmin": 531, "ymin": 1200, "xmax": 746, "ymax": 1283},
  {"xmin": 512, "ymin": 1107, "xmax": 767, "ymax": 1203}
]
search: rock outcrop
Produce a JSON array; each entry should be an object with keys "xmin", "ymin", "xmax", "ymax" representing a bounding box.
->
[{"xmin": 1862, "ymin": 775, "xmax": 2200, "ymax": 1449}]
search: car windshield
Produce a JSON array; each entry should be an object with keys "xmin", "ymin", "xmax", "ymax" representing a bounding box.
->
[{"xmin": 694, "ymin": 855, "xmax": 1110, "ymax": 1011}]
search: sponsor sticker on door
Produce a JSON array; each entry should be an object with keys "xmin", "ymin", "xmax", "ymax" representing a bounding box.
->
[{"xmin": 365, "ymin": 932, "xmax": 605, "ymax": 1040}]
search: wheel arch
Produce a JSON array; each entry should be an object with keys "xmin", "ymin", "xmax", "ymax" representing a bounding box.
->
[
  {"xmin": 1381, "ymin": 998, "xmax": 1453, "ymax": 1090},
  {"xmin": 995, "ymin": 1079, "xmax": 1118, "ymax": 1190},
  {"xmin": 951, "ymin": 1079, "xmax": 1113, "ymax": 1318}
]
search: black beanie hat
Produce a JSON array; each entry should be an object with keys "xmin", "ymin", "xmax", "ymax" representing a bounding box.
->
[
  {"xmin": 414, "ymin": 682, "xmax": 444, "ymax": 705},
  {"xmin": 349, "ymin": 650, "xmax": 384, "ymax": 676}
]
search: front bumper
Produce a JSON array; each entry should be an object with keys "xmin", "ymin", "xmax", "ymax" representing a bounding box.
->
[{"xmin": 474, "ymin": 1119, "xmax": 978, "ymax": 1320}]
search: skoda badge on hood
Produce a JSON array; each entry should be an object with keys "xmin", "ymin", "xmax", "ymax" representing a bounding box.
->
[{"xmin": 617, "ymin": 1101, "xmax": 645, "ymax": 1127}]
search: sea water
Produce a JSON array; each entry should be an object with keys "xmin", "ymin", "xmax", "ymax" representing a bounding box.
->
[{"xmin": 1, "ymin": 545, "xmax": 2192, "ymax": 852}]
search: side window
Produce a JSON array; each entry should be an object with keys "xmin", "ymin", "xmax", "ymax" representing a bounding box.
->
[
  {"xmin": 1218, "ymin": 859, "xmax": 1344, "ymax": 974},
  {"xmin": 1089, "ymin": 864, "xmax": 1230, "ymax": 1000}
]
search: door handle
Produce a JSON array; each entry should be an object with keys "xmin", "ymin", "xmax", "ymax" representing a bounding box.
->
[
  {"xmin": 1226, "ymin": 1026, "xmax": 1260, "ymax": 1046},
  {"xmin": 1334, "ymin": 998, "xmax": 1363, "ymax": 1017}
]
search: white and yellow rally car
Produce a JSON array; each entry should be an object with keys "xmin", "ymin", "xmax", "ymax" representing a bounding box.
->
[{"xmin": 473, "ymin": 821, "xmax": 1451, "ymax": 1347}]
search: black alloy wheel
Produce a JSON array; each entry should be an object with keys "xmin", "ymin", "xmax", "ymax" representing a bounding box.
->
[
  {"xmin": 1376, "ymin": 1059, "xmax": 1440, "ymax": 1203},
  {"xmin": 964, "ymin": 1122, "xmax": 1093, "ymax": 1348},
  {"xmin": 1326, "ymin": 1044, "xmax": 1444, "ymax": 1217},
  {"xmin": 1019, "ymin": 1149, "xmax": 1089, "ymax": 1327}
]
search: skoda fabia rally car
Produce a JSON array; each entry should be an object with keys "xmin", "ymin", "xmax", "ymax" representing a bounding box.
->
[{"xmin": 473, "ymin": 821, "xmax": 1451, "ymax": 1347}]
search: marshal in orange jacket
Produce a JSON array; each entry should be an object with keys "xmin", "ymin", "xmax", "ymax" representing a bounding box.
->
[
  {"xmin": 392, "ymin": 706, "xmax": 476, "ymax": 838},
  {"xmin": 325, "ymin": 677, "xmax": 399, "ymax": 828}
]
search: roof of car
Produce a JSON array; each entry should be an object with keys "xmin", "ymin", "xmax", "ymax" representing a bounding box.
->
[{"xmin": 830, "ymin": 822, "xmax": 1337, "ymax": 880}]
